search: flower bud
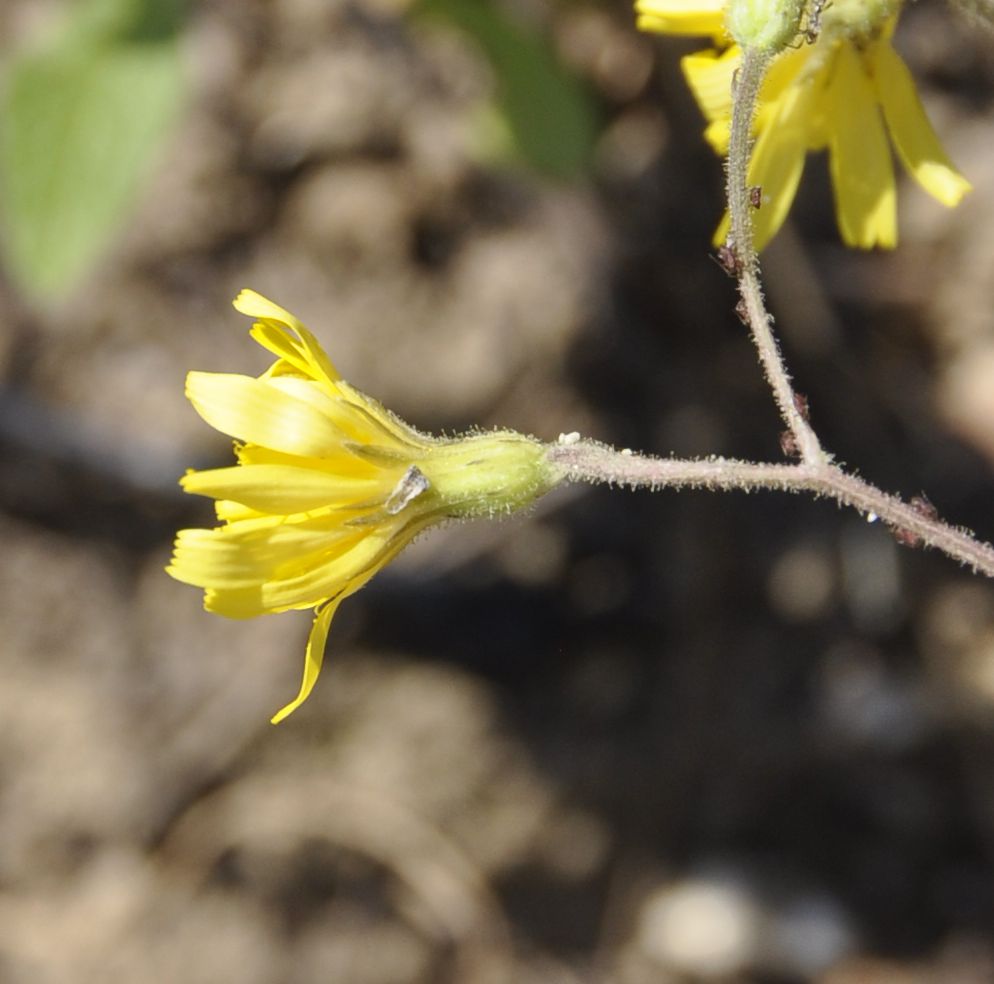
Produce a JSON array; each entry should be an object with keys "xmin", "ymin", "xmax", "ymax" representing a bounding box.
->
[
  {"xmin": 725, "ymin": 0, "xmax": 805, "ymax": 52},
  {"xmin": 418, "ymin": 431, "xmax": 559, "ymax": 520}
]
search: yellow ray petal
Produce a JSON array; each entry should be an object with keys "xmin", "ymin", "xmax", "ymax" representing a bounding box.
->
[
  {"xmin": 233, "ymin": 289, "xmax": 306, "ymax": 328},
  {"xmin": 167, "ymin": 524, "xmax": 352, "ymax": 591},
  {"xmin": 261, "ymin": 375, "xmax": 408, "ymax": 449},
  {"xmin": 635, "ymin": 0, "xmax": 726, "ymax": 36},
  {"xmin": 185, "ymin": 372, "xmax": 348, "ymax": 457},
  {"xmin": 214, "ymin": 499, "xmax": 264, "ymax": 523},
  {"xmin": 270, "ymin": 598, "xmax": 342, "ymax": 724},
  {"xmin": 251, "ymin": 323, "xmax": 340, "ymax": 385},
  {"xmin": 203, "ymin": 585, "xmax": 267, "ymax": 618},
  {"xmin": 234, "ymin": 289, "xmax": 340, "ymax": 384},
  {"xmin": 336, "ymin": 381, "xmax": 433, "ymax": 452},
  {"xmin": 873, "ymin": 41, "xmax": 971, "ymax": 207},
  {"xmin": 265, "ymin": 509, "xmax": 438, "ymax": 615},
  {"xmin": 827, "ymin": 43, "xmax": 896, "ymax": 248},
  {"xmin": 682, "ymin": 46, "xmax": 739, "ymax": 126},
  {"xmin": 181, "ymin": 464, "xmax": 385, "ymax": 513},
  {"xmin": 234, "ymin": 443, "xmax": 382, "ymax": 479},
  {"xmin": 259, "ymin": 528, "xmax": 395, "ymax": 612},
  {"xmin": 703, "ymin": 117, "xmax": 731, "ymax": 154},
  {"xmin": 267, "ymin": 515, "xmax": 436, "ymax": 722},
  {"xmin": 683, "ymin": 43, "xmax": 808, "ymax": 157},
  {"xmin": 760, "ymin": 43, "xmax": 809, "ymax": 105}
]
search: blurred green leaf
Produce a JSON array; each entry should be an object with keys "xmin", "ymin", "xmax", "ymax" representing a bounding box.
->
[
  {"xmin": 0, "ymin": 0, "xmax": 185, "ymax": 300},
  {"xmin": 66, "ymin": 0, "xmax": 188, "ymax": 44},
  {"xmin": 414, "ymin": 0, "xmax": 597, "ymax": 178}
]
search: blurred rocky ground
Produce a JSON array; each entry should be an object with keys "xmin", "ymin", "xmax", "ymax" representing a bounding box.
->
[{"xmin": 0, "ymin": 0, "xmax": 993, "ymax": 981}]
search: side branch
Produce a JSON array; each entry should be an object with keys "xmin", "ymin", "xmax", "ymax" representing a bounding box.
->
[{"xmin": 547, "ymin": 439, "xmax": 994, "ymax": 577}]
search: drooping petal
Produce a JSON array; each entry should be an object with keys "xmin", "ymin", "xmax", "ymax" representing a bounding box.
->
[
  {"xmin": 234, "ymin": 289, "xmax": 340, "ymax": 384},
  {"xmin": 181, "ymin": 464, "xmax": 384, "ymax": 513},
  {"xmin": 635, "ymin": 0, "xmax": 726, "ymax": 36},
  {"xmin": 270, "ymin": 598, "xmax": 342, "ymax": 725},
  {"xmin": 827, "ymin": 43, "xmax": 896, "ymax": 248},
  {"xmin": 185, "ymin": 372, "xmax": 349, "ymax": 457},
  {"xmin": 873, "ymin": 41, "xmax": 971, "ymax": 207}
]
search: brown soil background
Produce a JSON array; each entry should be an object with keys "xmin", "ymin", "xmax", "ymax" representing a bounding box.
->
[{"xmin": 1, "ymin": 1, "xmax": 994, "ymax": 981}]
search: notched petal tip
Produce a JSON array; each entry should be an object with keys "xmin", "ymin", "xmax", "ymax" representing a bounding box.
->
[
  {"xmin": 234, "ymin": 289, "xmax": 342, "ymax": 385},
  {"xmin": 918, "ymin": 165, "xmax": 971, "ymax": 209},
  {"xmin": 233, "ymin": 289, "xmax": 299, "ymax": 327}
]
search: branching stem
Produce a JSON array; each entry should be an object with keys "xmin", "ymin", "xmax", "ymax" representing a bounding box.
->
[
  {"xmin": 544, "ymin": 39, "xmax": 994, "ymax": 583},
  {"xmin": 547, "ymin": 440, "xmax": 994, "ymax": 578},
  {"xmin": 727, "ymin": 47, "xmax": 824, "ymax": 465}
]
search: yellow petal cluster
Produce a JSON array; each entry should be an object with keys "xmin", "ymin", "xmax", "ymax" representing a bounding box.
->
[
  {"xmin": 168, "ymin": 291, "xmax": 558, "ymax": 723},
  {"xmin": 636, "ymin": 0, "xmax": 971, "ymax": 249}
]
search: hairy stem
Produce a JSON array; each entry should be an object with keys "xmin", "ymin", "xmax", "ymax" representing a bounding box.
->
[
  {"xmin": 727, "ymin": 46, "xmax": 825, "ymax": 464},
  {"xmin": 548, "ymin": 439, "xmax": 994, "ymax": 577},
  {"xmin": 546, "ymin": 31, "xmax": 994, "ymax": 582}
]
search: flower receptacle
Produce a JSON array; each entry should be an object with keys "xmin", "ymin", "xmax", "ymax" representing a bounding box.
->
[
  {"xmin": 726, "ymin": 0, "xmax": 804, "ymax": 52},
  {"xmin": 419, "ymin": 432, "xmax": 560, "ymax": 520}
]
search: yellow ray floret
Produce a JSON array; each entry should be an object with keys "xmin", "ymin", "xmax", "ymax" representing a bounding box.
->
[
  {"xmin": 635, "ymin": 0, "xmax": 726, "ymax": 38},
  {"xmin": 639, "ymin": 0, "xmax": 970, "ymax": 249},
  {"xmin": 168, "ymin": 292, "xmax": 558, "ymax": 722}
]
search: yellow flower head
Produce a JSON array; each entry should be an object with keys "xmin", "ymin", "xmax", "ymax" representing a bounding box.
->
[
  {"xmin": 168, "ymin": 291, "xmax": 558, "ymax": 723},
  {"xmin": 636, "ymin": 0, "xmax": 971, "ymax": 249}
]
